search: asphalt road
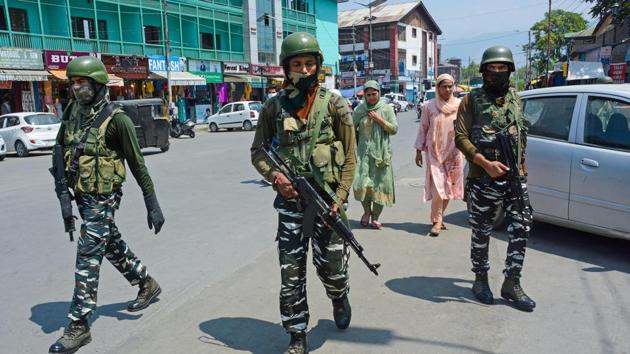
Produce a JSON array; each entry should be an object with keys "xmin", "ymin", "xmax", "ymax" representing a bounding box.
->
[{"xmin": 1, "ymin": 110, "xmax": 629, "ymax": 354}]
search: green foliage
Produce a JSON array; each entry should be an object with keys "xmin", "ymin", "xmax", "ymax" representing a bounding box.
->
[
  {"xmin": 461, "ymin": 60, "xmax": 480, "ymax": 84},
  {"xmin": 584, "ymin": 0, "xmax": 629, "ymax": 23},
  {"xmin": 527, "ymin": 10, "xmax": 587, "ymax": 75}
]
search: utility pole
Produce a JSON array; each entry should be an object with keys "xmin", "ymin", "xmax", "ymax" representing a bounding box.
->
[
  {"xmin": 527, "ymin": 30, "xmax": 532, "ymax": 84},
  {"xmin": 352, "ymin": 25, "xmax": 357, "ymax": 97},
  {"xmin": 545, "ymin": 0, "xmax": 551, "ymax": 86},
  {"xmin": 368, "ymin": 6, "xmax": 374, "ymax": 80},
  {"xmin": 162, "ymin": 0, "xmax": 173, "ymax": 109}
]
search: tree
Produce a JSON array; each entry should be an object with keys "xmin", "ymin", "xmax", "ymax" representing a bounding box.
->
[
  {"xmin": 461, "ymin": 61, "xmax": 480, "ymax": 84},
  {"xmin": 584, "ymin": 0, "xmax": 629, "ymax": 23},
  {"xmin": 527, "ymin": 10, "xmax": 587, "ymax": 75}
]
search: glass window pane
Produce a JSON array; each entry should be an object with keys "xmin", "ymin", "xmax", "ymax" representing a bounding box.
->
[
  {"xmin": 219, "ymin": 104, "xmax": 232, "ymax": 114},
  {"xmin": 523, "ymin": 96, "xmax": 576, "ymax": 141},
  {"xmin": 585, "ymin": 96, "xmax": 630, "ymax": 151}
]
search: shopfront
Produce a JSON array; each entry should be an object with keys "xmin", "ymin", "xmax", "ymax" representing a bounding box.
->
[
  {"xmin": 148, "ymin": 55, "xmax": 205, "ymax": 121},
  {"xmin": 102, "ymin": 55, "xmax": 149, "ymax": 100},
  {"xmin": 189, "ymin": 60, "xmax": 223, "ymax": 123},
  {"xmin": 0, "ymin": 48, "xmax": 49, "ymax": 113},
  {"xmin": 251, "ymin": 64, "xmax": 284, "ymax": 101},
  {"xmin": 45, "ymin": 51, "xmax": 103, "ymax": 112},
  {"xmin": 222, "ymin": 62, "xmax": 255, "ymax": 104}
]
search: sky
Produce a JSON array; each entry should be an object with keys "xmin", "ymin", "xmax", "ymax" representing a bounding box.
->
[{"xmin": 339, "ymin": 0, "xmax": 597, "ymax": 69}]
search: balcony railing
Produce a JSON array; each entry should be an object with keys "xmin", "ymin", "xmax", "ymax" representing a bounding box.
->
[{"xmin": 0, "ymin": 30, "xmax": 245, "ymax": 62}]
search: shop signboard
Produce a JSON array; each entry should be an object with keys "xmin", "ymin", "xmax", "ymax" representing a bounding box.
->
[
  {"xmin": 609, "ymin": 63, "xmax": 627, "ymax": 83},
  {"xmin": 102, "ymin": 55, "xmax": 148, "ymax": 79},
  {"xmin": 223, "ymin": 62, "xmax": 250, "ymax": 74},
  {"xmin": 45, "ymin": 51, "xmax": 99, "ymax": 70},
  {"xmin": 189, "ymin": 60, "xmax": 223, "ymax": 83},
  {"xmin": 250, "ymin": 64, "xmax": 284, "ymax": 77},
  {"xmin": 0, "ymin": 48, "xmax": 43, "ymax": 69},
  {"xmin": 0, "ymin": 81, "xmax": 12, "ymax": 89},
  {"xmin": 148, "ymin": 55, "xmax": 186, "ymax": 72}
]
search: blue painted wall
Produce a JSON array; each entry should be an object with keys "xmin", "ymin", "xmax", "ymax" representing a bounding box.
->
[{"xmin": 315, "ymin": 0, "xmax": 339, "ymax": 76}]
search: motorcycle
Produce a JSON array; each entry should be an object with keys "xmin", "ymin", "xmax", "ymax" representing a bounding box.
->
[{"xmin": 170, "ymin": 116, "xmax": 196, "ymax": 138}]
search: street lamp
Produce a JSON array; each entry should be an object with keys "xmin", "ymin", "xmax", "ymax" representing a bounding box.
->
[{"xmin": 354, "ymin": 0, "xmax": 387, "ymax": 80}]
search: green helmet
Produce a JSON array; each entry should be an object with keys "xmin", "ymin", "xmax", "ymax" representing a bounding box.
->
[
  {"xmin": 480, "ymin": 46, "xmax": 515, "ymax": 72},
  {"xmin": 279, "ymin": 32, "xmax": 323, "ymax": 65},
  {"xmin": 66, "ymin": 56, "xmax": 109, "ymax": 84},
  {"xmin": 595, "ymin": 76, "xmax": 614, "ymax": 84}
]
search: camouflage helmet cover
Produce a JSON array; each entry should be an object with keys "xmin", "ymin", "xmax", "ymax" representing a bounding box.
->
[
  {"xmin": 279, "ymin": 32, "xmax": 324, "ymax": 65},
  {"xmin": 66, "ymin": 56, "xmax": 109, "ymax": 84},
  {"xmin": 480, "ymin": 46, "xmax": 515, "ymax": 72}
]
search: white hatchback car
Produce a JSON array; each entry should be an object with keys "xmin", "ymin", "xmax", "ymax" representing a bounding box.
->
[
  {"xmin": 383, "ymin": 93, "xmax": 411, "ymax": 111},
  {"xmin": 519, "ymin": 84, "xmax": 630, "ymax": 240},
  {"xmin": 208, "ymin": 101, "xmax": 262, "ymax": 132},
  {"xmin": 0, "ymin": 112, "xmax": 61, "ymax": 157},
  {"xmin": 0, "ymin": 135, "xmax": 6, "ymax": 161}
]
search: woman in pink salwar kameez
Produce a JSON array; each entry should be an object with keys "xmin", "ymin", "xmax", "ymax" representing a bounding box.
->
[{"xmin": 414, "ymin": 74, "xmax": 464, "ymax": 236}]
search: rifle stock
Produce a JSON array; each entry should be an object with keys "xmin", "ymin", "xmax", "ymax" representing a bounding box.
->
[
  {"xmin": 262, "ymin": 144, "xmax": 380, "ymax": 275},
  {"xmin": 51, "ymin": 144, "xmax": 76, "ymax": 242}
]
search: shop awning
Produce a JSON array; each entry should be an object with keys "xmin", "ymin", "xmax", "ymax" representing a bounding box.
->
[
  {"xmin": 0, "ymin": 69, "xmax": 50, "ymax": 81},
  {"xmin": 149, "ymin": 71, "xmax": 206, "ymax": 86},
  {"xmin": 49, "ymin": 70, "xmax": 124, "ymax": 86}
]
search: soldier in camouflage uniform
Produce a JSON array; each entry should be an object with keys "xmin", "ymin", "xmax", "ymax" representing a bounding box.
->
[
  {"xmin": 455, "ymin": 46, "xmax": 536, "ymax": 312},
  {"xmin": 251, "ymin": 32, "xmax": 356, "ymax": 354},
  {"xmin": 49, "ymin": 56, "xmax": 165, "ymax": 353}
]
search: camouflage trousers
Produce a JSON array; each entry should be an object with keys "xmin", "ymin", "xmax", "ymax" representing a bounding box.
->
[
  {"xmin": 274, "ymin": 195, "xmax": 350, "ymax": 333},
  {"xmin": 467, "ymin": 176, "xmax": 533, "ymax": 278},
  {"xmin": 68, "ymin": 191, "xmax": 148, "ymax": 321}
]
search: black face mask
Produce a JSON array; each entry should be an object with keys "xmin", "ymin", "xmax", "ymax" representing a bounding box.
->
[{"xmin": 483, "ymin": 71, "xmax": 511, "ymax": 95}]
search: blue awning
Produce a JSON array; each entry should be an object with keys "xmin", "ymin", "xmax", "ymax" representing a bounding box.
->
[{"xmin": 339, "ymin": 86, "xmax": 364, "ymax": 98}]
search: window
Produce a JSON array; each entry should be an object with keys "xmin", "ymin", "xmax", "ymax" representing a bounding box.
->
[
  {"xmin": 412, "ymin": 55, "xmax": 417, "ymax": 66},
  {"xmin": 233, "ymin": 103, "xmax": 245, "ymax": 112},
  {"xmin": 0, "ymin": 117, "xmax": 5, "ymax": 128},
  {"xmin": 6, "ymin": 116, "xmax": 20, "ymax": 127},
  {"xmin": 201, "ymin": 32, "xmax": 214, "ymax": 50},
  {"xmin": 219, "ymin": 104, "xmax": 232, "ymax": 114},
  {"xmin": 412, "ymin": 28, "xmax": 417, "ymax": 38},
  {"xmin": 144, "ymin": 25, "xmax": 161, "ymax": 45},
  {"xmin": 71, "ymin": 17, "xmax": 107, "ymax": 40},
  {"xmin": 585, "ymin": 96, "xmax": 630, "ymax": 150},
  {"xmin": 371, "ymin": 25, "xmax": 389, "ymax": 41},
  {"xmin": 0, "ymin": 7, "xmax": 29, "ymax": 32},
  {"xmin": 523, "ymin": 96, "xmax": 577, "ymax": 140},
  {"xmin": 249, "ymin": 102, "xmax": 263, "ymax": 111},
  {"xmin": 397, "ymin": 25, "xmax": 406, "ymax": 41},
  {"xmin": 429, "ymin": 32, "xmax": 433, "ymax": 41},
  {"xmin": 24, "ymin": 114, "xmax": 59, "ymax": 125}
]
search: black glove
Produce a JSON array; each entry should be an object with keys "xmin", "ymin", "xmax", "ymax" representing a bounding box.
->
[{"xmin": 144, "ymin": 193, "xmax": 165, "ymax": 234}]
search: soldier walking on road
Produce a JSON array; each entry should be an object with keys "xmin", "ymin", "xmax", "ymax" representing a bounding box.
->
[
  {"xmin": 455, "ymin": 46, "xmax": 536, "ymax": 312},
  {"xmin": 49, "ymin": 56, "xmax": 165, "ymax": 353},
  {"xmin": 251, "ymin": 32, "xmax": 356, "ymax": 354}
]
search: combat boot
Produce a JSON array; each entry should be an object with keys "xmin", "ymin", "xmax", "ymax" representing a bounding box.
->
[
  {"xmin": 501, "ymin": 277, "xmax": 536, "ymax": 312},
  {"xmin": 284, "ymin": 332, "xmax": 308, "ymax": 354},
  {"xmin": 332, "ymin": 295, "xmax": 351, "ymax": 330},
  {"xmin": 127, "ymin": 276, "xmax": 161, "ymax": 312},
  {"xmin": 49, "ymin": 319, "xmax": 91, "ymax": 354},
  {"xmin": 472, "ymin": 272, "xmax": 494, "ymax": 305}
]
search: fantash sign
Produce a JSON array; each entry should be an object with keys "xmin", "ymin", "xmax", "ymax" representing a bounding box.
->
[
  {"xmin": 148, "ymin": 55, "xmax": 186, "ymax": 72},
  {"xmin": 45, "ymin": 51, "xmax": 98, "ymax": 70}
]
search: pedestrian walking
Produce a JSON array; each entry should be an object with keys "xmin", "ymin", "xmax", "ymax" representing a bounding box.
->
[
  {"xmin": 415, "ymin": 73, "xmax": 464, "ymax": 236},
  {"xmin": 455, "ymin": 46, "xmax": 536, "ymax": 312},
  {"xmin": 49, "ymin": 56, "xmax": 165, "ymax": 353},
  {"xmin": 250, "ymin": 32, "xmax": 356, "ymax": 354},
  {"xmin": 1, "ymin": 95, "xmax": 11, "ymax": 115},
  {"xmin": 352, "ymin": 80, "xmax": 398, "ymax": 229}
]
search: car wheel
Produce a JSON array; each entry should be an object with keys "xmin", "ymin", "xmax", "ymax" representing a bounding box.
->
[
  {"xmin": 209, "ymin": 123, "xmax": 218, "ymax": 132},
  {"xmin": 15, "ymin": 141, "xmax": 29, "ymax": 157},
  {"xmin": 243, "ymin": 120, "xmax": 253, "ymax": 131},
  {"xmin": 160, "ymin": 143, "xmax": 170, "ymax": 152}
]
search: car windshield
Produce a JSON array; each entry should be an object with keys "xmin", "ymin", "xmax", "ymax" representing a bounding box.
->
[
  {"xmin": 24, "ymin": 114, "xmax": 60, "ymax": 125},
  {"xmin": 425, "ymin": 91, "xmax": 436, "ymax": 100},
  {"xmin": 249, "ymin": 102, "xmax": 263, "ymax": 112}
]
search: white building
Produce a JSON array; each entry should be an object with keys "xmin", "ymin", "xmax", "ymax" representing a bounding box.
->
[{"xmin": 338, "ymin": 1, "xmax": 442, "ymax": 100}]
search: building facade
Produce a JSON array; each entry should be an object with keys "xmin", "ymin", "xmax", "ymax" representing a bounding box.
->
[
  {"xmin": 337, "ymin": 1, "xmax": 441, "ymax": 101},
  {"xmin": 0, "ymin": 0, "xmax": 340, "ymax": 117}
]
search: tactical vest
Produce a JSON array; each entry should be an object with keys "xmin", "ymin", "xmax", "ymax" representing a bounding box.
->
[
  {"xmin": 470, "ymin": 87, "xmax": 527, "ymax": 167},
  {"xmin": 63, "ymin": 104, "xmax": 126, "ymax": 194},
  {"xmin": 273, "ymin": 88, "xmax": 345, "ymax": 185}
]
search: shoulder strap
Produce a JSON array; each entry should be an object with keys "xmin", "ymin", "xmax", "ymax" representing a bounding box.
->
[
  {"xmin": 78, "ymin": 102, "xmax": 119, "ymax": 145},
  {"xmin": 306, "ymin": 88, "xmax": 332, "ymax": 159}
]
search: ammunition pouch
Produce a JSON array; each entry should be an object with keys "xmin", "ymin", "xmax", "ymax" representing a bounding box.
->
[{"xmin": 311, "ymin": 140, "xmax": 345, "ymax": 184}]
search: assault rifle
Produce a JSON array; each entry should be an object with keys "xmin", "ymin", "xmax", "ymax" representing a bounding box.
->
[
  {"xmin": 50, "ymin": 144, "xmax": 76, "ymax": 242},
  {"xmin": 495, "ymin": 132, "xmax": 528, "ymax": 215},
  {"xmin": 262, "ymin": 145, "xmax": 381, "ymax": 276}
]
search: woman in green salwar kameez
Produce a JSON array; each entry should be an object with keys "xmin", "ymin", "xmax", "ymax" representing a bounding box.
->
[{"xmin": 352, "ymin": 80, "xmax": 398, "ymax": 229}]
